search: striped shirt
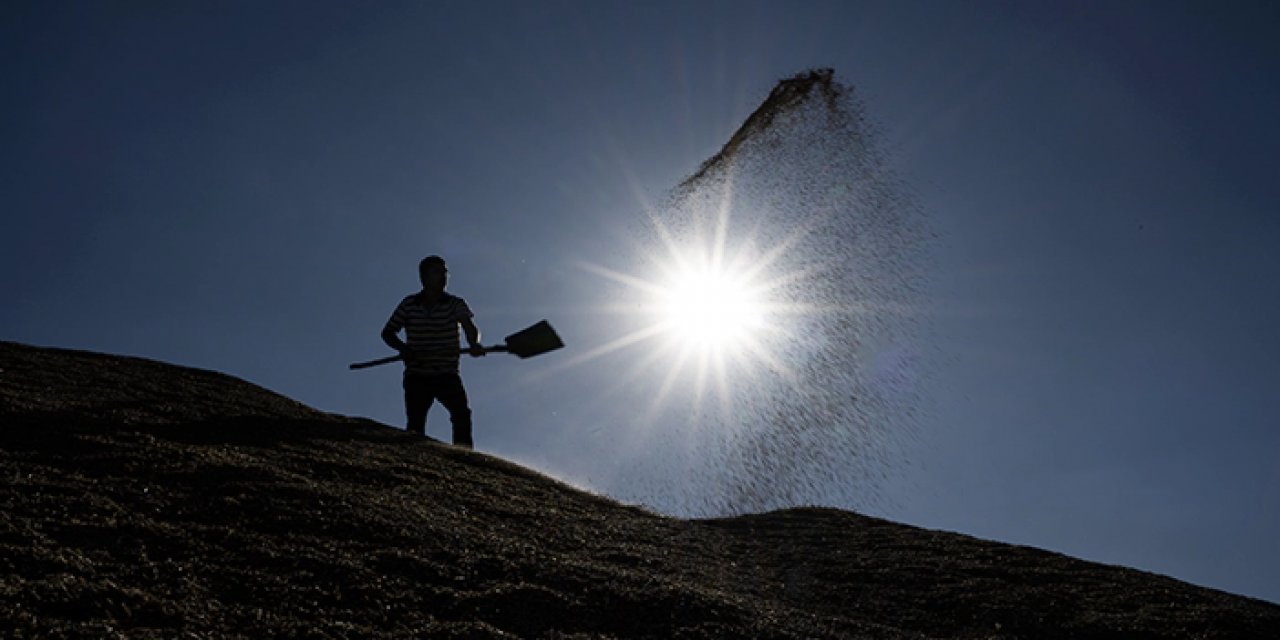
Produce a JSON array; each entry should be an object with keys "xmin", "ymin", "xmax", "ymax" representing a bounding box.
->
[{"xmin": 383, "ymin": 292, "xmax": 474, "ymax": 374}]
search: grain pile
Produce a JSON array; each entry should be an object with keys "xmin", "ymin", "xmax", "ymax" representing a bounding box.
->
[{"xmin": 4, "ymin": 340, "xmax": 1277, "ymax": 638}]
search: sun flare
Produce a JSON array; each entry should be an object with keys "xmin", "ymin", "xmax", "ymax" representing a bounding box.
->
[
  {"xmin": 561, "ymin": 179, "xmax": 828, "ymax": 414},
  {"xmin": 571, "ymin": 210, "xmax": 804, "ymax": 412},
  {"xmin": 655, "ymin": 263, "xmax": 765, "ymax": 351}
]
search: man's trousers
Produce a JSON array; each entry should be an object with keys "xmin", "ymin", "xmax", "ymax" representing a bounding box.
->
[{"xmin": 403, "ymin": 372, "xmax": 473, "ymax": 448}]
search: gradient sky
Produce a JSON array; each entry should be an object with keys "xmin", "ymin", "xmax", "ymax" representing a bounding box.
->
[{"xmin": 4, "ymin": 1, "xmax": 1277, "ymax": 603}]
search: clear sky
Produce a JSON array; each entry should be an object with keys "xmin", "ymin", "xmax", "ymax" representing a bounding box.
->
[{"xmin": 4, "ymin": 0, "xmax": 1277, "ymax": 604}]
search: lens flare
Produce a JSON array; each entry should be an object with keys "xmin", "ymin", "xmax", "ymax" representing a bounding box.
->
[{"xmin": 656, "ymin": 261, "xmax": 764, "ymax": 350}]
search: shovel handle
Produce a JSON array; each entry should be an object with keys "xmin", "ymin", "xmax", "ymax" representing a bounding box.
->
[
  {"xmin": 348, "ymin": 354, "xmax": 404, "ymax": 369},
  {"xmin": 349, "ymin": 346, "xmax": 508, "ymax": 370}
]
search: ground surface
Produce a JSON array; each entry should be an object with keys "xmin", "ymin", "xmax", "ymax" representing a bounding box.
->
[{"xmin": 2, "ymin": 340, "xmax": 1277, "ymax": 638}]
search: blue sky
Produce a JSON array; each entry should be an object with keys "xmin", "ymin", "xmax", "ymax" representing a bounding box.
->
[{"xmin": 4, "ymin": 1, "xmax": 1277, "ymax": 603}]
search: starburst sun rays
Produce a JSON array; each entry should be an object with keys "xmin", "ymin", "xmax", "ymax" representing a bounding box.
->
[{"xmin": 567, "ymin": 187, "xmax": 832, "ymax": 419}]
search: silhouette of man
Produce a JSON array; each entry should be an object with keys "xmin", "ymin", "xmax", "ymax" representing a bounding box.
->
[{"xmin": 381, "ymin": 255, "xmax": 485, "ymax": 447}]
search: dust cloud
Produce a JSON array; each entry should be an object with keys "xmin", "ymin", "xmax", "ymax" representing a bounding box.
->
[{"xmin": 605, "ymin": 69, "xmax": 931, "ymax": 517}]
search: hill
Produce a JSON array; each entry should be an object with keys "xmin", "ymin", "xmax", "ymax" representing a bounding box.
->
[{"xmin": 2, "ymin": 341, "xmax": 1277, "ymax": 638}]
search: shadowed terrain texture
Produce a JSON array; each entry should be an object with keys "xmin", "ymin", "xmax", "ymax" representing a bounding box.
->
[{"xmin": 2, "ymin": 341, "xmax": 1277, "ymax": 638}]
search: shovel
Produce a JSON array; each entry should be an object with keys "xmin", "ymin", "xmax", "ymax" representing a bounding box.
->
[{"xmin": 349, "ymin": 320, "xmax": 564, "ymax": 370}]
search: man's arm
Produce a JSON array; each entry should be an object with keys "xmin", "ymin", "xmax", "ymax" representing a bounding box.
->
[
  {"xmin": 383, "ymin": 299, "xmax": 409, "ymax": 355},
  {"xmin": 381, "ymin": 327, "xmax": 408, "ymax": 354},
  {"xmin": 460, "ymin": 317, "xmax": 484, "ymax": 357}
]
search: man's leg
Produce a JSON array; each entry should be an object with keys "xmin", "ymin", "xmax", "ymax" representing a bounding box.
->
[
  {"xmin": 403, "ymin": 374, "xmax": 433, "ymax": 436},
  {"xmin": 434, "ymin": 373, "xmax": 473, "ymax": 448}
]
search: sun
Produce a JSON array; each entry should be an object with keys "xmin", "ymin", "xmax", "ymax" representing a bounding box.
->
[
  {"xmin": 555, "ymin": 179, "xmax": 824, "ymax": 418},
  {"xmin": 567, "ymin": 210, "xmax": 807, "ymax": 414},
  {"xmin": 653, "ymin": 261, "xmax": 765, "ymax": 352}
]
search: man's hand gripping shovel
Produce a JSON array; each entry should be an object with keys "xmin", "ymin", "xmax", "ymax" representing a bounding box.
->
[{"xmin": 349, "ymin": 320, "xmax": 564, "ymax": 370}]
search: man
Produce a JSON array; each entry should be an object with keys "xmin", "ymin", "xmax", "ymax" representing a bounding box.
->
[{"xmin": 381, "ymin": 255, "xmax": 485, "ymax": 447}]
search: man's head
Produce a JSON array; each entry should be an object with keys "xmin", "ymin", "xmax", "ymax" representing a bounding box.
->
[{"xmin": 419, "ymin": 255, "xmax": 448, "ymax": 292}]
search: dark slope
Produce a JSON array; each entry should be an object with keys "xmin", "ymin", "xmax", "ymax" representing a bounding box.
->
[{"xmin": 2, "ymin": 341, "xmax": 1276, "ymax": 638}]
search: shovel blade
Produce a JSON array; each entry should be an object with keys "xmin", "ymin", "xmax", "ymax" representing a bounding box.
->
[{"xmin": 503, "ymin": 320, "xmax": 564, "ymax": 358}]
